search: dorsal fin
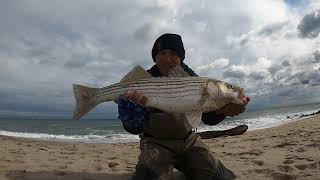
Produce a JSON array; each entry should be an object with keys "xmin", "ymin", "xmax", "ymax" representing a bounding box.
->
[
  {"xmin": 120, "ymin": 66, "xmax": 153, "ymax": 83},
  {"xmin": 167, "ymin": 66, "xmax": 189, "ymax": 77}
]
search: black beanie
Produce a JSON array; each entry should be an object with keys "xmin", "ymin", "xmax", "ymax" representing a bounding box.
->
[{"xmin": 152, "ymin": 33, "xmax": 185, "ymax": 62}]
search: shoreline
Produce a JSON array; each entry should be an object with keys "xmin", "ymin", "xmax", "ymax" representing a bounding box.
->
[
  {"xmin": 1, "ymin": 110, "xmax": 319, "ymax": 144},
  {"xmin": 1, "ymin": 114, "xmax": 319, "ymax": 179}
]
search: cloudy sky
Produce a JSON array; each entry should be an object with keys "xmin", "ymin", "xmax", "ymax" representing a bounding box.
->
[{"xmin": 1, "ymin": 0, "xmax": 320, "ymax": 118}]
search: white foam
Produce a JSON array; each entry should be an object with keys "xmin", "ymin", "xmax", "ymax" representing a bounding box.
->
[
  {"xmin": 197, "ymin": 109, "xmax": 318, "ymax": 132},
  {"xmin": 1, "ymin": 109, "xmax": 318, "ymax": 142},
  {"xmin": 0, "ymin": 130, "xmax": 139, "ymax": 143}
]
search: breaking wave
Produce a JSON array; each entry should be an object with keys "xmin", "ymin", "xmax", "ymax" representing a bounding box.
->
[{"xmin": 0, "ymin": 130, "xmax": 139, "ymax": 143}]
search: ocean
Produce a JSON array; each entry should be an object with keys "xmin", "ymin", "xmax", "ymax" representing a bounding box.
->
[{"xmin": 0, "ymin": 102, "xmax": 319, "ymax": 144}]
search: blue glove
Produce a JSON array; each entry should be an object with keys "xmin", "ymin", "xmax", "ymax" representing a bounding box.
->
[{"xmin": 118, "ymin": 95, "xmax": 150, "ymax": 135}]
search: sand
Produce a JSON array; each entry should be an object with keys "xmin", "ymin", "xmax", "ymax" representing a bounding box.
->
[{"xmin": 1, "ymin": 114, "xmax": 319, "ymax": 180}]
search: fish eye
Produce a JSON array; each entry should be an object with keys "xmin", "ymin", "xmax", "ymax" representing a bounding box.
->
[{"xmin": 227, "ymin": 84, "xmax": 233, "ymax": 89}]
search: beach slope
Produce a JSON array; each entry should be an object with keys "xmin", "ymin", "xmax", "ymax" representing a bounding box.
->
[{"xmin": 1, "ymin": 115, "xmax": 319, "ymax": 180}]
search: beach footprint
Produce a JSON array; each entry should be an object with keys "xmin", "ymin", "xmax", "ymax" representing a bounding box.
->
[
  {"xmin": 277, "ymin": 164, "xmax": 296, "ymax": 173},
  {"xmin": 236, "ymin": 149, "xmax": 263, "ymax": 156},
  {"xmin": 271, "ymin": 172, "xmax": 299, "ymax": 180},
  {"xmin": 252, "ymin": 160, "xmax": 264, "ymax": 166},
  {"xmin": 283, "ymin": 159, "xmax": 295, "ymax": 164},
  {"xmin": 285, "ymin": 155, "xmax": 305, "ymax": 161},
  {"xmin": 294, "ymin": 161, "xmax": 319, "ymax": 170}
]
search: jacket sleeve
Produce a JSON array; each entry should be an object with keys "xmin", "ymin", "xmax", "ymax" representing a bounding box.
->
[
  {"xmin": 201, "ymin": 111, "xmax": 226, "ymax": 126},
  {"xmin": 117, "ymin": 95, "xmax": 149, "ymax": 135}
]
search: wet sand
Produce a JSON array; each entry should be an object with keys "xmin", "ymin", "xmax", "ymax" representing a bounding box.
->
[{"xmin": 1, "ymin": 114, "xmax": 319, "ymax": 180}]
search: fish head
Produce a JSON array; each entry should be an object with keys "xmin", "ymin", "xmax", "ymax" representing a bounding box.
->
[{"xmin": 207, "ymin": 80, "xmax": 246, "ymax": 105}]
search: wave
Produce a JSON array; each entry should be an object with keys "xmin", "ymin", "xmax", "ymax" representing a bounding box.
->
[
  {"xmin": 1, "ymin": 108, "xmax": 318, "ymax": 143},
  {"xmin": 0, "ymin": 130, "xmax": 139, "ymax": 143},
  {"xmin": 198, "ymin": 109, "xmax": 318, "ymax": 132}
]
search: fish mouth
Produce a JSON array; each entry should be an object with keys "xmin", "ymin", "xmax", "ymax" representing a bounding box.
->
[
  {"xmin": 238, "ymin": 88, "xmax": 245, "ymax": 98},
  {"xmin": 237, "ymin": 88, "xmax": 249, "ymax": 105}
]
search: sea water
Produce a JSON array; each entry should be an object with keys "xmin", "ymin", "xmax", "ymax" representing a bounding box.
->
[{"xmin": 0, "ymin": 102, "xmax": 319, "ymax": 143}]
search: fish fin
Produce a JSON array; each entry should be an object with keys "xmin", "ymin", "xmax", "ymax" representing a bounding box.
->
[
  {"xmin": 72, "ymin": 84, "xmax": 99, "ymax": 120},
  {"xmin": 167, "ymin": 66, "xmax": 189, "ymax": 77},
  {"xmin": 120, "ymin": 65, "xmax": 153, "ymax": 83},
  {"xmin": 185, "ymin": 111, "xmax": 202, "ymax": 128}
]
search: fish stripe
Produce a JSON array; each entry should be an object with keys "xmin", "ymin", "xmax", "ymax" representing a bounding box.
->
[
  {"xmin": 98, "ymin": 79, "xmax": 205, "ymax": 95},
  {"xmin": 98, "ymin": 83, "xmax": 203, "ymax": 95},
  {"xmin": 100, "ymin": 78, "xmax": 205, "ymax": 91},
  {"xmin": 95, "ymin": 86, "xmax": 203, "ymax": 99}
]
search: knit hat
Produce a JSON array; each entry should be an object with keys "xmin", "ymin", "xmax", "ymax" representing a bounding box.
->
[{"xmin": 152, "ymin": 33, "xmax": 185, "ymax": 62}]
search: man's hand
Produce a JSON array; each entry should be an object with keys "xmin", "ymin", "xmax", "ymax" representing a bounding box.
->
[
  {"xmin": 123, "ymin": 91, "xmax": 161, "ymax": 113},
  {"xmin": 216, "ymin": 96, "xmax": 251, "ymax": 117},
  {"xmin": 123, "ymin": 91, "xmax": 148, "ymax": 105}
]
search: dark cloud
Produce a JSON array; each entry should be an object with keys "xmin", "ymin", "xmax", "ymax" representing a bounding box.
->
[
  {"xmin": 0, "ymin": 90, "xmax": 73, "ymax": 114},
  {"xmin": 64, "ymin": 60, "xmax": 88, "ymax": 68},
  {"xmin": 222, "ymin": 69, "xmax": 246, "ymax": 79},
  {"xmin": 257, "ymin": 21, "xmax": 288, "ymax": 36},
  {"xmin": 300, "ymin": 79, "xmax": 309, "ymax": 84},
  {"xmin": 133, "ymin": 23, "xmax": 155, "ymax": 42},
  {"xmin": 313, "ymin": 50, "xmax": 320, "ymax": 63},
  {"xmin": 308, "ymin": 71, "xmax": 320, "ymax": 86},
  {"xmin": 288, "ymin": 70, "xmax": 320, "ymax": 86},
  {"xmin": 282, "ymin": 60, "xmax": 291, "ymax": 66},
  {"xmin": 248, "ymin": 72, "xmax": 265, "ymax": 80},
  {"xmin": 0, "ymin": 0, "xmax": 319, "ymax": 117},
  {"xmin": 276, "ymin": 88, "xmax": 296, "ymax": 97},
  {"xmin": 284, "ymin": 0, "xmax": 311, "ymax": 8},
  {"xmin": 235, "ymin": 21, "xmax": 290, "ymax": 48},
  {"xmin": 268, "ymin": 65, "xmax": 283, "ymax": 77},
  {"xmin": 297, "ymin": 10, "xmax": 320, "ymax": 38}
]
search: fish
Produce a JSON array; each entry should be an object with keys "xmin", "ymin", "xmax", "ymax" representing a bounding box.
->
[{"xmin": 72, "ymin": 66, "xmax": 247, "ymax": 127}]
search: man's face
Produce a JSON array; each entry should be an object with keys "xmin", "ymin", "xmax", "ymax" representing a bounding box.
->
[{"xmin": 155, "ymin": 49, "xmax": 181, "ymax": 76}]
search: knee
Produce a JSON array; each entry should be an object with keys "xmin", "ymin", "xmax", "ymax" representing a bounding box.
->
[{"xmin": 132, "ymin": 164, "xmax": 159, "ymax": 180}]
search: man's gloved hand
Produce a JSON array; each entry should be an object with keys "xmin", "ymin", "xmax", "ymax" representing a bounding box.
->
[
  {"xmin": 118, "ymin": 91, "xmax": 149, "ymax": 135},
  {"xmin": 216, "ymin": 96, "xmax": 251, "ymax": 117}
]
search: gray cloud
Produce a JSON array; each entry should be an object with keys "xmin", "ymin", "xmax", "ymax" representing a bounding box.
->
[
  {"xmin": 248, "ymin": 72, "xmax": 265, "ymax": 80},
  {"xmin": 133, "ymin": 23, "xmax": 156, "ymax": 42},
  {"xmin": 268, "ymin": 65, "xmax": 283, "ymax": 77},
  {"xmin": 313, "ymin": 50, "xmax": 320, "ymax": 63},
  {"xmin": 297, "ymin": 9, "xmax": 320, "ymax": 38},
  {"xmin": 222, "ymin": 69, "xmax": 246, "ymax": 79},
  {"xmin": 0, "ymin": 0, "xmax": 319, "ymax": 116},
  {"xmin": 235, "ymin": 21, "xmax": 291, "ymax": 48},
  {"xmin": 282, "ymin": 60, "xmax": 291, "ymax": 66},
  {"xmin": 257, "ymin": 21, "xmax": 289, "ymax": 37},
  {"xmin": 64, "ymin": 59, "xmax": 88, "ymax": 69}
]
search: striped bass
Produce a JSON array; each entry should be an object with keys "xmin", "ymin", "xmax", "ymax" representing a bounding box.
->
[{"xmin": 72, "ymin": 66, "xmax": 247, "ymax": 127}]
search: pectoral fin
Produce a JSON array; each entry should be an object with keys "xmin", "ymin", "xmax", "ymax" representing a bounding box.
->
[
  {"xmin": 120, "ymin": 65, "xmax": 153, "ymax": 83},
  {"xmin": 185, "ymin": 111, "xmax": 202, "ymax": 128}
]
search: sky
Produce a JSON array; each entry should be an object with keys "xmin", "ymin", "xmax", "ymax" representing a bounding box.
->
[{"xmin": 0, "ymin": 0, "xmax": 319, "ymax": 118}]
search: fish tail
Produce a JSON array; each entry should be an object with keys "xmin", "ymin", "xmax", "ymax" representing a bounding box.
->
[{"xmin": 72, "ymin": 84, "xmax": 99, "ymax": 120}]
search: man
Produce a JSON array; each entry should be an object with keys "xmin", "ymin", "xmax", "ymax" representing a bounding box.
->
[{"xmin": 118, "ymin": 33, "xmax": 250, "ymax": 179}]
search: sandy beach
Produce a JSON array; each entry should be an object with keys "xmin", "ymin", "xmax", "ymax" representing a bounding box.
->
[{"xmin": 1, "ymin": 114, "xmax": 319, "ymax": 180}]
